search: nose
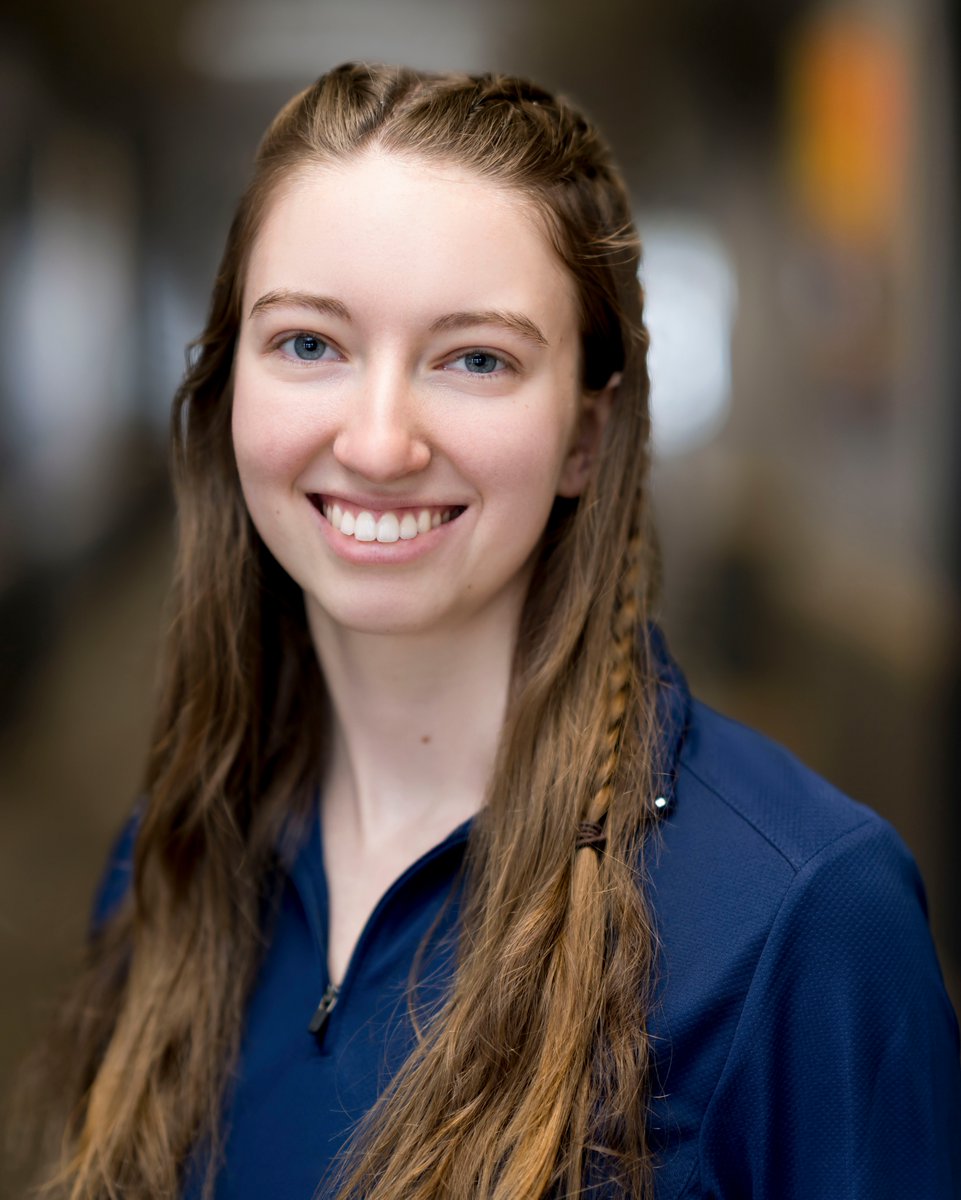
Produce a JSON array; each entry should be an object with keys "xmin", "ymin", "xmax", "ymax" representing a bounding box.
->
[{"xmin": 332, "ymin": 362, "xmax": 431, "ymax": 482}]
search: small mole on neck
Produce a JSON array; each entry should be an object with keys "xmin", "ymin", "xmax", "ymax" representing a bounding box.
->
[{"xmin": 421, "ymin": 734, "xmax": 431, "ymax": 745}]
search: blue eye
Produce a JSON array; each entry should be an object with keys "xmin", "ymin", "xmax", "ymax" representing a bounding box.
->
[
  {"xmin": 289, "ymin": 333, "xmax": 329, "ymax": 360},
  {"xmin": 276, "ymin": 332, "xmax": 334, "ymax": 361},
  {"xmin": 459, "ymin": 351, "xmax": 502, "ymax": 374}
]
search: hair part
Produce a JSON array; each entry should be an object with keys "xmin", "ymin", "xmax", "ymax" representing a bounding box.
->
[{"xmin": 30, "ymin": 63, "xmax": 662, "ymax": 1200}]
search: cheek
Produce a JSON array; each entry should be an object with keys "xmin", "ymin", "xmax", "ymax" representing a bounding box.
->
[
  {"xmin": 230, "ymin": 407, "xmax": 309, "ymax": 563},
  {"xmin": 231, "ymin": 389, "xmax": 312, "ymax": 490},
  {"xmin": 455, "ymin": 401, "xmax": 575, "ymax": 500}
]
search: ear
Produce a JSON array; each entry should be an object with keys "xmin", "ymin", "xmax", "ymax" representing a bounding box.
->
[{"xmin": 556, "ymin": 372, "xmax": 620, "ymax": 497}]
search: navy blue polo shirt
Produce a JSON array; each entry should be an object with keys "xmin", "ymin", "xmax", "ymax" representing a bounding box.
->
[{"xmin": 95, "ymin": 637, "xmax": 961, "ymax": 1197}]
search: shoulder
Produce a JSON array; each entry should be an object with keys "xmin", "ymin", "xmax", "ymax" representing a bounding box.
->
[
  {"xmin": 657, "ymin": 698, "xmax": 953, "ymax": 1030},
  {"xmin": 651, "ymin": 698, "xmax": 921, "ymax": 960},
  {"xmin": 678, "ymin": 697, "xmax": 883, "ymax": 869},
  {"xmin": 648, "ymin": 699, "xmax": 961, "ymax": 1199},
  {"xmin": 666, "ymin": 700, "xmax": 947, "ymax": 1006},
  {"xmin": 649, "ymin": 627, "xmax": 887, "ymax": 878}
]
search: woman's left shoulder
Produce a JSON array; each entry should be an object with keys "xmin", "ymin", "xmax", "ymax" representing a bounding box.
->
[
  {"xmin": 657, "ymin": 696, "xmax": 956, "ymax": 1025},
  {"xmin": 647, "ymin": 698, "xmax": 961, "ymax": 1199},
  {"xmin": 675, "ymin": 697, "xmax": 896, "ymax": 867},
  {"xmin": 649, "ymin": 628, "xmax": 898, "ymax": 878}
]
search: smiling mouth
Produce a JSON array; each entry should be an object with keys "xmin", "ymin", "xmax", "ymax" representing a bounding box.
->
[{"xmin": 309, "ymin": 496, "xmax": 466, "ymax": 544}]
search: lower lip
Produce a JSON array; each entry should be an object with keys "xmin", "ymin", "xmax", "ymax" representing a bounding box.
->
[{"xmin": 309, "ymin": 500, "xmax": 465, "ymax": 565}]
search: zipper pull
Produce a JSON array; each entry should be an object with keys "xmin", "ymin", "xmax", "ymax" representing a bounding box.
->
[{"xmin": 308, "ymin": 983, "xmax": 340, "ymax": 1036}]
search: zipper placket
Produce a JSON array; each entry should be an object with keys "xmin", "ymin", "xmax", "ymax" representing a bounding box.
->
[{"xmin": 304, "ymin": 824, "xmax": 469, "ymax": 1049}]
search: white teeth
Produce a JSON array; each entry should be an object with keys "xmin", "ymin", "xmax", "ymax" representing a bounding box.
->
[
  {"xmin": 324, "ymin": 501, "xmax": 459, "ymax": 542},
  {"xmin": 376, "ymin": 513, "xmax": 400, "ymax": 543},
  {"xmin": 354, "ymin": 511, "xmax": 377, "ymax": 541}
]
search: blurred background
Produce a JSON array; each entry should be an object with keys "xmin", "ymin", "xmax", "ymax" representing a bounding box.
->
[{"xmin": 1, "ymin": 0, "xmax": 958, "ymax": 1179}]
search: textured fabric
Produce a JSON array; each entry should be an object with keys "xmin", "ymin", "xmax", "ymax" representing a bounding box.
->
[{"xmin": 94, "ymin": 636, "xmax": 961, "ymax": 1198}]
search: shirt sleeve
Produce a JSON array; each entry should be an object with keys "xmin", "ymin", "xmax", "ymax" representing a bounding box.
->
[{"xmin": 696, "ymin": 817, "xmax": 961, "ymax": 1199}]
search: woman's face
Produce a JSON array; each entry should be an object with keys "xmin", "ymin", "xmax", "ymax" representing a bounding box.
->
[{"xmin": 232, "ymin": 151, "xmax": 608, "ymax": 640}]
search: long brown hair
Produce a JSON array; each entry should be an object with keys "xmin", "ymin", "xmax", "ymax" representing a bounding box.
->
[{"xmin": 34, "ymin": 64, "xmax": 662, "ymax": 1199}]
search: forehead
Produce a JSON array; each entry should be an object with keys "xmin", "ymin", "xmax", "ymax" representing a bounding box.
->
[{"xmin": 242, "ymin": 151, "xmax": 578, "ymax": 335}]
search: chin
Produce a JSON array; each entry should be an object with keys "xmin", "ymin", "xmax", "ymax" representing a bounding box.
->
[{"xmin": 306, "ymin": 591, "xmax": 453, "ymax": 640}]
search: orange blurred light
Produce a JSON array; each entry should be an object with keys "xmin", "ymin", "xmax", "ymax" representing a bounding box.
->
[{"xmin": 786, "ymin": 10, "xmax": 910, "ymax": 245}]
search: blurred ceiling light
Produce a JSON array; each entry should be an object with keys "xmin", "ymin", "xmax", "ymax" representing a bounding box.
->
[
  {"xmin": 180, "ymin": 0, "xmax": 511, "ymax": 80},
  {"xmin": 639, "ymin": 219, "xmax": 737, "ymax": 457}
]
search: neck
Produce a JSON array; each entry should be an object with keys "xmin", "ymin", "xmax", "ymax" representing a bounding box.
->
[{"xmin": 306, "ymin": 593, "xmax": 522, "ymax": 851}]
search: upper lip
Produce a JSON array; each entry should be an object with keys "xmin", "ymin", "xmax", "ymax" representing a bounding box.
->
[{"xmin": 308, "ymin": 490, "xmax": 466, "ymax": 513}]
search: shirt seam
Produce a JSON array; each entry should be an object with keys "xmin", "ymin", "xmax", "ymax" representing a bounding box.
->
[
  {"xmin": 690, "ymin": 817, "xmax": 886, "ymax": 1194},
  {"xmin": 677, "ymin": 756, "xmax": 873, "ymax": 873}
]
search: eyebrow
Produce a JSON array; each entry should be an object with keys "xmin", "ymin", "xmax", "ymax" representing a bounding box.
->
[
  {"xmin": 248, "ymin": 290, "xmax": 548, "ymax": 349},
  {"xmin": 429, "ymin": 310, "xmax": 549, "ymax": 348},
  {"xmin": 248, "ymin": 289, "xmax": 351, "ymax": 321}
]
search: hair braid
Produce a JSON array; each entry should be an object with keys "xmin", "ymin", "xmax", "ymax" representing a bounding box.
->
[
  {"xmin": 554, "ymin": 518, "xmax": 656, "ymax": 1195},
  {"xmin": 582, "ymin": 520, "xmax": 645, "ymax": 835}
]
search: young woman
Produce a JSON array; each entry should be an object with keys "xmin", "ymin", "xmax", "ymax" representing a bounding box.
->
[{"xmin": 37, "ymin": 64, "xmax": 960, "ymax": 1199}]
